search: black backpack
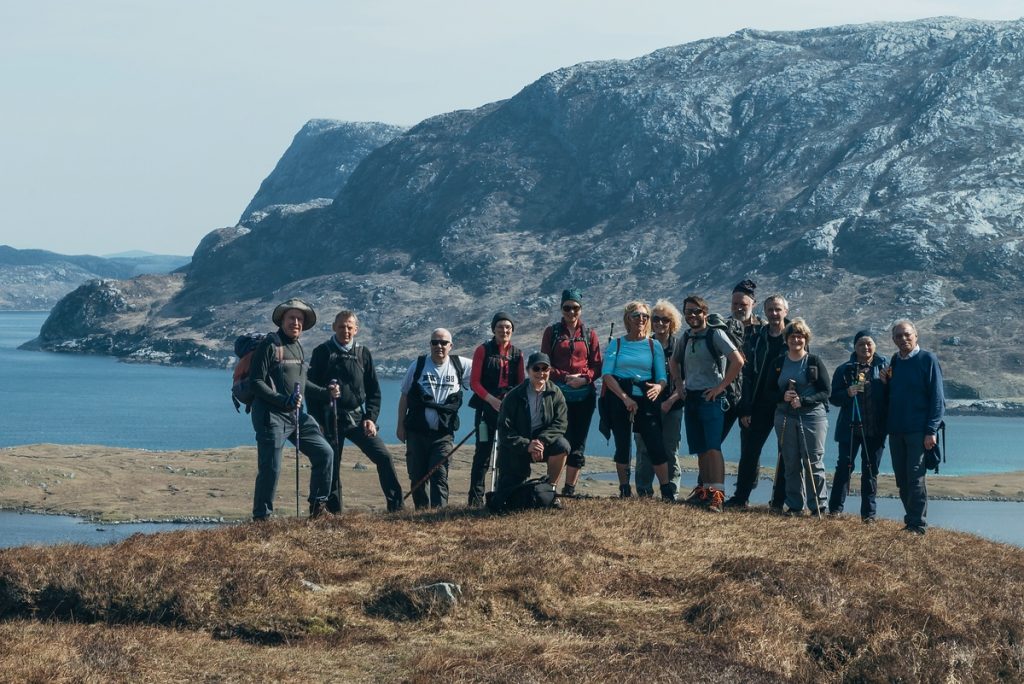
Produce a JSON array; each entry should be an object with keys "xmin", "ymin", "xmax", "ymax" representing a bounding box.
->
[
  {"xmin": 925, "ymin": 421, "xmax": 947, "ymax": 473},
  {"xmin": 486, "ymin": 477, "xmax": 559, "ymax": 513},
  {"xmin": 680, "ymin": 313, "xmax": 744, "ymax": 409}
]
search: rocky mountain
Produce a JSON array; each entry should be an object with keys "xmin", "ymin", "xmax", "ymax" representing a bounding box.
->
[
  {"xmin": 31, "ymin": 18, "xmax": 1024, "ymax": 397},
  {"xmin": 239, "ymin": 120, "xmax": 407, "ymax": 221},
  {"xmin": 0, "ymin": 246, "xmax": 189, "ymax": 310}
]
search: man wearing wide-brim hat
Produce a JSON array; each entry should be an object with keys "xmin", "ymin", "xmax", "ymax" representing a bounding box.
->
[{"xmin": 250, "ymin": 298, "xmax": 339, "ymax": 520}]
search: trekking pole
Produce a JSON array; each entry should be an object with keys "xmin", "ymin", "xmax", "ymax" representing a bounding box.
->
[
  {"xmin": 404, "ymin": 428, "xmax": 476, "ymax": 501},
  {"xmin": 796, "ymin": 413, "xmax": 822, "ymax": 519},
  {"xmin": 330, "ymin": 379, "xmax": 343, "ymax": 512},
  {"xmin": 487, "ymin": 424, "xmax": 499, "ymax": 495},
  {"xmin": 294, "ymin": 382, "xmax": 302, "ymax": 518}
]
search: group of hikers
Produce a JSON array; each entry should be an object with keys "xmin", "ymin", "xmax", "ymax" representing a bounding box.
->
[{"xmin": 242, "ymin": 280, "xmax": 945, "ymax": 534}]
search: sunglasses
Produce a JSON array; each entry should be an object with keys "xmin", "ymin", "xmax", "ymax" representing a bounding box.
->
[
  {"xmin": 429, "ymin": 339, "xmax": 451, "ymax": 347},
  {"xmin": 684, "ymin": 309, "xmax": 705, "ymax": 316},
  {"xmin": 630, "ymin": 312, "xmax": 650, "ymax": 320},
  {"xmin": 562, "ymin": 305, "xmax": 581, "ymax": 312},
  {"xmin": 652, "ymin": 315, "xmax": 670, "ymax": 324},
  {"xmin": 531, "ymin": 365, "xmax": 550, "ymax": 373}
]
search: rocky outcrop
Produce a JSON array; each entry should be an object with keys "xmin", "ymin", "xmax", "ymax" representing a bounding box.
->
[
  {"xmin": 239, "ymin": 120, "xmax": 406, "ymax": 221},
  {"xmin": 33, "ymin": 18, "xmax": 1024, "ymax": 396}
]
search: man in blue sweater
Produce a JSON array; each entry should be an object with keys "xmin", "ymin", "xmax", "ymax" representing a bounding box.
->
[{"xmin": 885, "ymin": 320, "xmax": 945, "ymax": 535}]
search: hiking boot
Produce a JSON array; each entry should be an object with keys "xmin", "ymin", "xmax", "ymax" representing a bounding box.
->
[
  {"xmin": 387, "ymin": 499, "xmax": 405, "ymax": 513},
  {"xmin": 784, "ymin": 508, "xmax": 805, "ymax": 517},
  {"xmin": 683, "ymin": 486, "xmax": 708, "ymax": 506},
  {"xmin": 723, "ymin": 496, "xmax": 748, "ymax": 510},
  {"xmin": 768, "ymin": 503, "xmax": 785, "ymax": 515},
  {"xmin": 827, "ymin": 509, "xmax": 842, "ymax": 518},
  {"xmin": 467, "ymin": 496, "xmax": 484, "ymax": 508},
  {"xmin": 561, "ymin": 484, "xmax": 576, "ymax": 498},
  {"xmin": 706, "ymin": 488, "xmax": 725, "ymax": 513},
  {"xmin": 659, "ymin": 482, "xmax": 678, "ymax": 503},
  {"xmin": 308, "ymin": 500, "xmax": 330, "ymax": 520},
  {"xmin": 903, "ymin": 524, "xmax": 926, "ymax": 535},
  {"xmin": 637, "ymin": 488, "xmax": 655, "ymax": 498},
  {"xmin": 619, "ymin": 484, "xmax": 633, "ymax": 498},
  {"xmin": 863, "ymin": 516, "xmax": 877, "ymax": 525}
]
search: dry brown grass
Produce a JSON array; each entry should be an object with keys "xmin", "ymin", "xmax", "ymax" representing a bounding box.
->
[{"xmin": 1, "ymin": 500, "xmax": 1023, "ymax": 682}]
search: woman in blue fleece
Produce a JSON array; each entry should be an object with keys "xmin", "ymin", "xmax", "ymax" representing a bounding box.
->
[
  {"xmin": 883, "ymin": 320, "xmax": 945, "ymax": 535},
  {"xmin": 601, "ymin": 300, "xmax": 676, "ymax": 501}
]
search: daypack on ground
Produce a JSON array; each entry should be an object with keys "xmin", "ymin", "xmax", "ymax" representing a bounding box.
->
[
  {"xmin": 231, "ymin": 332, "xmax": 284, "ymax": 413},
  {"xmin": 486, "ymin": 477, "xmax": 559, "ymax": 513}
]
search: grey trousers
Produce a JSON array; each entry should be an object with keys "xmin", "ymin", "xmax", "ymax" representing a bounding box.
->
[{"xmin": 775, "ymin": 409, "xmax": 828, "ymax": 513}]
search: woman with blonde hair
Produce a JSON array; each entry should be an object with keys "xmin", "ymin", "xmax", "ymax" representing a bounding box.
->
[
  {"xmin": 601, "ymin": 300, "xmax": 677, "ymax": 501},
  {"xmin": 634, "ymin": 299, "xmax": 683, "ymax": 497}
]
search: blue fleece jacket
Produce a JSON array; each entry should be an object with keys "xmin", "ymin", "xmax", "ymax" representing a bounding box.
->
[{"xmin": 886, "ymin": 349, "xmax": 945, "ymax": 435}]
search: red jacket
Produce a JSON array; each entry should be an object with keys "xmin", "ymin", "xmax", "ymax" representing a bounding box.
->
[{"xmin": 540, "ymin": 321, "xmax": 603, "ymax": 384}]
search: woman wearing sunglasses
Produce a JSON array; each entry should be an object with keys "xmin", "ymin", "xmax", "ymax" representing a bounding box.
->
[
  {"xmin": 601, "ymin": 301, "xmax": 677, "ymax": 501},
  {"xmin": 633, "ymin": 299, "xmax": 683, "ymax": 497},
  {"xmin": 540, "ymin": 288, "xmax": 603, "ymax": 497}
]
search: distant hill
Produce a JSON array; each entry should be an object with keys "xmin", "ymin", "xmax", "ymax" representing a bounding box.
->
[
  {"xmin": 31, "ymin": 18, "xmax": 1024, "ymax": 397},
  {"xmin": 0, "ymin": 245, "xmax": 189, "ymax": 310}
]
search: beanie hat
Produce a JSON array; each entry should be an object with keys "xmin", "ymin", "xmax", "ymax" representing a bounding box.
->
[
  {"xmin": 561, "ymin": 288, "xmax": 583, "ymax": 305},
  {"xmin": 491, "ymin": 311, "xmax": 515, "ymax": 331},
  {"xmin": 853, "ymin": 329, "xmax": 875, "ymax": 345},
  {"xmin": 732, "ymin": 279, "xmax": 757, "ymax": 298}
]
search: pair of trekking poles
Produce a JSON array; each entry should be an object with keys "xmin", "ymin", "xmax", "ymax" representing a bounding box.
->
[
  {"xmin": 291, "ymin": 380, "xmax": 345, "ymax": 518},
  {"xmin": 772, "ymin": 379, "xmax": 825, "ymax": 518}
]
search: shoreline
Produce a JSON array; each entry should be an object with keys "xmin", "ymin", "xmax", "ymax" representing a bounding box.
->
[{"xmin": 3, "ymin": 444, "xmax": 1024, "ymax": 522}]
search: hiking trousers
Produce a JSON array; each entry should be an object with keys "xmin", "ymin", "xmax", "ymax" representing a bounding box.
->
[
  {"xmin": 564, "ymin": 393, "xmax": 596, "ymax": 469},
  {"xmin": 775, "ymin": 409, "xmax": 828, "ymax": 513},
  {"xmin": 328, "ymin": 426, "xmax": 404, "ymax": 513},
  {"xmin": 829, "ymin": 433, "xmax": 885, "ymax": 519},
  {"xmin": 251, "ymin": 404, "xmax": 332, "ymax": 520},
  {"xmin": 405, "ymin": 429, "xmax": 453, "ymax": 509},
  {"xmin": 634, "ymin": 407, "xmax": 682, "ymax": 493},
  {"xmin": 889, "ymin": 431, "xmax": 928, "ymax": 529},
  {"xmin": 469, "ymin": 407, "xmax": 499, "ymax": 505}
]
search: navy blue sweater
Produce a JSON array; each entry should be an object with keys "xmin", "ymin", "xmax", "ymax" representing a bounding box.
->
[{"xmin": 886, "ymin": 349, "xmax": 945, "ymax": 435}]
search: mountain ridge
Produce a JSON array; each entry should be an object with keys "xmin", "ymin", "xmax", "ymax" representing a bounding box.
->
[{"xmin": 29, "ymin": 17, "xmax": 1024, "ymax": 397}]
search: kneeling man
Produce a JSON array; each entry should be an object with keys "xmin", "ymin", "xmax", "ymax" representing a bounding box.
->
[{"xmin": 495, "ymin": 352, "xmax": 570, "ymax": 491}]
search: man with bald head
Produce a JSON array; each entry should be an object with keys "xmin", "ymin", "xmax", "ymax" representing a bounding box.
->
[{"xmin": 397, "ymin": 328, "xmax": 473, "ymax": 509}]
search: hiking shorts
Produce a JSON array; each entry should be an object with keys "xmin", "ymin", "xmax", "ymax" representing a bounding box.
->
[{"xmin": 684, "ymin": 390, "xmax": 726, "ymax": 455}]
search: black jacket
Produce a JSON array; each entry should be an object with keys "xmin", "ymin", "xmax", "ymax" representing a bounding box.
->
[
  {"xmin": 498, "ymin": 380, "xmax": 568, "ymax": 455},
  {"xmin": 250, "ymin": 328, "xmax": 328, "ymax": 415},
  {"xmin": 830, "ymin": 352, "xmax": 889, "ymax": 442},
  {"xmin": 308, "ymin": 339, "xmax": 382, "ymax": 428}
]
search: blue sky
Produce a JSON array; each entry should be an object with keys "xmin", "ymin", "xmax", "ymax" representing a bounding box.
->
[{"xmin": 0, "ymin": 1, "xmax": 1020, "ymax": 256}]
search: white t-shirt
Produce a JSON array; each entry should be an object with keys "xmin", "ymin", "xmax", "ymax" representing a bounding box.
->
[{"xmin": 400, "ymin": 355, "xmax": 473, "ymax": 430}]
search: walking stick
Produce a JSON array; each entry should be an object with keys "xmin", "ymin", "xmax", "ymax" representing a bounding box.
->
[
  {"xmin": 293, "ymin": 382, "xmax": 301, "ymax": 518},
  {"xmin": 404, "ymin": 428, "xmax": 476, "ymax": 501},
  {"xmin": 330, "ymin": 379, "xmax": 343, "ymax": 512},
  {"xmin": 487, "ymin": 424, "xmax": 500, "ymax": 495},
  {"xmin": 796, "ymin": 413, "xmax": 823, "ymax": 519}
]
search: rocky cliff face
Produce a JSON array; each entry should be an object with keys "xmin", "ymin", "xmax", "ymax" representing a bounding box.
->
[
  {"xmin": 239, "ymin": 120, "xmax": 406, "ymax": 221},
  {"xmin": 33, "ymin": 18, "xmax": 1024, "ymax": 397}
]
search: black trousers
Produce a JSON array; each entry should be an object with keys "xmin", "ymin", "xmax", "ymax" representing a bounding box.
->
[
  {"xmin": 608, "ymin": 392, "xmax": 667, "ymax": 467},
  {"xmin": 565, "ymin": 393, "xmax": 596, "ymax": 469},
  {"xmin": 469, "ymin": 407, "xmax": 499, "ymax": 504},
  {"xmin": 327, "ymin": 425, "xmax": 405, "ymax": 513},
  {"xmin": 405, "ymin": 429, "xmax": 453, "ymax": 510},
  {"xmin": 732, "ymin": 403, "xmax": 786, "ymax": 505}
]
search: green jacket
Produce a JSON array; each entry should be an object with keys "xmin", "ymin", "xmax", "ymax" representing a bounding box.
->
[{"xmin": 497, "ymin": 380, "xmax": 568, "ymax": 453}]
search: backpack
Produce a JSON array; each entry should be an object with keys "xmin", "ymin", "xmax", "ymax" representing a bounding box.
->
[
  {"xmin": 680, "ymin": 313, "xmax": 744, "ymax": 410},
  {"xmin": 925, "ymin": 421, "xmax": 947, "ymax": 473},
  {"xmin": 405, "ymin": 353, "xmax": 466, "ymax": 433},
  {"xmin": 486, "ymin": 476, "xmax": 559, "ymax": 513},
  {"xmin": 230, "ymin": 332, "xmax": 289, "ymax": 413},
  {"xmin": 551, "ymin": 320, "xmax": 592, "ymax": 359}
]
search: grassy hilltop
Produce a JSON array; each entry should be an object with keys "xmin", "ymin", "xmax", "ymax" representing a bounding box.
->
[{"xmin": 1, "ymin": 500, "xmax": 1023, "ymax": 682}]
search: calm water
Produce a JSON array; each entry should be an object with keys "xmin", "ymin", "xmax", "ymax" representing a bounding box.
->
[
  {"xmin": 2, "ymin": 311, "xmax": 1022, "ymax": 476},
  {"xmin": 3, "ymin": 310, "xmax": 1024, "ymax": 548},
  {"xmin": 0, "ymin": 510, "xmax": 214, "ymax": 548}
]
